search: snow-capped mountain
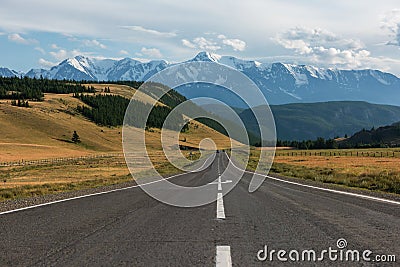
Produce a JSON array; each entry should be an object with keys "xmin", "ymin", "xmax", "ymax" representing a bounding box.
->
[
  {"xmin": 185, "ymin": 52, "xmax": 400, "ymax": 106},
  {"xmin": 4, "ymin": 51, "xmax": 400, "ymax": 106},
  {"xmin": 0, "ymin": 67, "xmax": 20, "ymax": 77},
  {"xmin": 25, "ymin": 56, "xmax": 169, "ymax": 82}
]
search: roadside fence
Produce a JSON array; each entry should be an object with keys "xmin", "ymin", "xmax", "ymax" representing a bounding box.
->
[{"xmin": 275, "ymin": 150, "xmax": 400, "ymax": 158}]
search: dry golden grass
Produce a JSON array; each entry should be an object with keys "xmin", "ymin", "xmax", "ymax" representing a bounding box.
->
[
  {"xmin": 274, "ymin": 155, "xmax": 400, "ymax": 178},
  {"xmin": 0, "ymin": 156, "xmax": 129, "ymax": 188},
  {"xmin": 0, "ymin": 84, "xmax": 237, "ymax": 200},
  {"xmin": 180, "ymin": 120, "xmax": 235, "ymax": 150},
  {"xmin": 0, "ymin": 94, "xmax": 122, "ymax": 161},
  {"xmin": 247, "ymin": 149, "xmax": 400, "ymax": 194},
  {"xmin": 84, "ymin": 83, "xmax": 165, "ymax": 106},
  {"xmin": 0, "ymin": 88, "xmax": 232, "ymax": 162}
]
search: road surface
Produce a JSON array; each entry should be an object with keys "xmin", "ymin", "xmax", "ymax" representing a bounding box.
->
[{"xmin": 0, "ymin": 153, "xmax": 399, "ymax": 266}]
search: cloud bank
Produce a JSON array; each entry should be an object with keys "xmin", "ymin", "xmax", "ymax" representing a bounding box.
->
[{"xmin": 274, "ymin": 27, "xmax": 375, "ymax": 69}]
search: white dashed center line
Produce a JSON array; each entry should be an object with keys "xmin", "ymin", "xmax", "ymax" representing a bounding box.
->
[
  {"xmin": 216, "ymin": 246, "xmax": 232, "ymax": 267},
  {"xmin": 216, "ymin": 192, "xmax": 226, "ymax": 219},
  {"xmin": 215, "ymin": 154, "xmax": 233, "ymax": 266}
]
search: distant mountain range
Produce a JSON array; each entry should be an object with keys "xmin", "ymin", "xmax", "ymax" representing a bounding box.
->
[
  {"xmin": 202, "ymin": 101, "xmax": 400, "ymax": 140},
  {"xmin": 1, "ymin": 52, "xmax": 400, "ymax": 106}
]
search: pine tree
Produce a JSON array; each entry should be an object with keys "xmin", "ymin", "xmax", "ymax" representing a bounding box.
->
[{"xmin": 72, "ymin": 131, "xmax": 81, "ymax": 143}]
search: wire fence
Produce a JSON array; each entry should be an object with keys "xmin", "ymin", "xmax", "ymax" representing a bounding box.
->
[
  {"xmin": 3, "ymin": 150, "xmax": 398, "ymax": 167},
  {"xmin": 0, "ymin": 153, "xmax": 125, "ymax": 167},
  {"xmin": 275, "ymin": 150, "xmax": 400, "ymax": 158}
]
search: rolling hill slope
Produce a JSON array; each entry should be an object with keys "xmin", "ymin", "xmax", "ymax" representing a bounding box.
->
[{"xmin": 0, "ymin": 84, "xmax": 233, "ymax": 162}]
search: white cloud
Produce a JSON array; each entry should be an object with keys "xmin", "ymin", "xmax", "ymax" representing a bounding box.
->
[
  {"xmin": 82, "ymin": 39, "xmax": 107, "ymax": 49},
  {"xmin": 182, "ymin": 39, "xmax": 196, "ymax": 49},
  {"xmin": 194, "ymin": 37, "xmax": 221, "ymax": 51},
  {"xmin": 183, "ymin": 34, "xmax": 246, "ymax": 51},
  {"xmin": 140, "ymin": 47, "xmax": 162, "ymax": 58},
  {"xmin": 381, "ymin": 9, "xmax": 400, "ymax": 46},
  {"xmin": 35, "ymin": 47, "xmax": 46, "ymax": 54},
  {"xmin": 49, "ymin": 49, "xmax": 68, "ymax": 60},
  {"xmin": 8, "ymin": 33, "xmax": 37, "ymax": 45},
  {"xmin": 38, "ymin": 58, "xmax": 56, "ymax": 67},
  {"xmin": 8, "ymin": 33, "xmax": 27, "ymax": 44},
  {"xmin": 221, "ymin": 38, "xmax": 246, "ymax": 51},
  {"xmin": 217, "ymin": 34, "xmax": 246, "ymax": 51},
  {"xmin": 119, "ymin": 49, "xmax": 129, "ymax": 55},
  {"xmin": 274, "ymin": 27, "xmax": 373, "ymax": 69},
  {"xmin": 274, "ymin": 27, "xmax": 364, "ymax": 53},
  {"xmin": 51, "ymin": 44, "xmax": 60, "ymax": 49},
  {"xmin": 0, "ymin": 1, "xmax": 399, "ymax": 75},
  {"xmin": 49, "ymin": 48, "xmax": 89, "ymax": 61},
  {"xmin": 121, "ymin": 25, "xmax": 176, "ymax": 37},
  {"xmin": 181, "ymin": 37, "xmax": 221, "ymax": 51}
]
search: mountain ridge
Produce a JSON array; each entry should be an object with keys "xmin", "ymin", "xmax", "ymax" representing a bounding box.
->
[
  {"xmin": 1, "ymin": 51, "xmax": 400, "ymax": 105},
  {"xmin": 339, "ymin": 121, "xmax": 400, "ymax": 148},
  {"xmin": 234, "ymin": 101, "xmax": 400, "ymax": 140}
]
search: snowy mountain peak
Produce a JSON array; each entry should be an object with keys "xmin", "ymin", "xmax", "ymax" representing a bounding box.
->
[
  {"xmin": 66, "ymin": 57, "xmax": 89, "ymax": 74},
  {"xmin": 119, "ymin": 57, "xmax": 140, "ymax": 65},
  {"xmin": 190, "ymin": 51, "xmax": 222, "ymax": 62},
  {"xmin": 0, "ymin": 67, "xmax": 20, "ymax": 77}
]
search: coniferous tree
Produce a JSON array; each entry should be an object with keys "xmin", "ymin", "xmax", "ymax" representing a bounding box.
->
[{"xmin": 72, "ymin": 131, "xmax": 81, "ymax": 143}]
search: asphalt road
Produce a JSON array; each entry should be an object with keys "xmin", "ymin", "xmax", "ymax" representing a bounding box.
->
[{"xmin": 0, "ymin": 152, "xmax": 399, "ymax": 266}]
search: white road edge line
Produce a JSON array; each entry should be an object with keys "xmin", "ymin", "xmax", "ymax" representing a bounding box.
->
[
  {"xmin": 225, "ymin": 152, "xmax": 400, "ymax": 206},
  {"xmin": 216, "ymin": 192, "xmax": 226, "ymax": 219},
  {"xmin": 216, "ymin": 246, "xmax": 232, "ymax": 267},
  {"xmin": 0, "ymin": 154, "xmax": 216, "ymax": 216}
]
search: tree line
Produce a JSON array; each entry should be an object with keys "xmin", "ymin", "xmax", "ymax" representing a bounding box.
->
[
  {"xmin": 79, "ymin": 80, "xmax": 143, "ymax": 89},
  {"xmin": 0, "ymin": 76, "xmax": 94, "ymax": 101},
  {"xmin": 277, "ymin": 137, "xmax": 338, "ymax": 149},
  {"xmin": 277, "ymin": 136, "xmax": 400, "ymax": 150},
  {"xmin": 74, "ymin": 93, "xmax": 188, "ymax": 131}
]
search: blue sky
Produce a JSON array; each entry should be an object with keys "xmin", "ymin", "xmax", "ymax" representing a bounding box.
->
[{"xmin": 1, "ymin": 0, "xmax": 400, "ymax": 75}]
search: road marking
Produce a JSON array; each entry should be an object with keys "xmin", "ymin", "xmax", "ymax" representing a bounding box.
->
[
  {"xmin": 217, "ymin": 156, "xmax": 222, "ymax": 190},
  {"xmin": 216, "ymin": 193, "xmax": 226, "ymax": 219},
  {"xmin": 225, "ymin": 153, "xmax": 400, "ymax": 206},
  {"xmin": 208, "ymin": 180, "xmax": 232, "ymax": 186},
  {"xmin": 0, "ymin": 154, "xmax": 216, "ymax": 216},
  {"xmin": 216, "ymin": 246, "xmax": 232, "ymax": 267},
  {"xmin": 218, "ymin": 155, "xmax": 221, "ymax": 176}
]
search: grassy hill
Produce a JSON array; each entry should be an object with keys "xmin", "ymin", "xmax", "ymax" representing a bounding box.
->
[{"xmin": 0, "ymin": 84, "xmax": 234, "ymax": 162}]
